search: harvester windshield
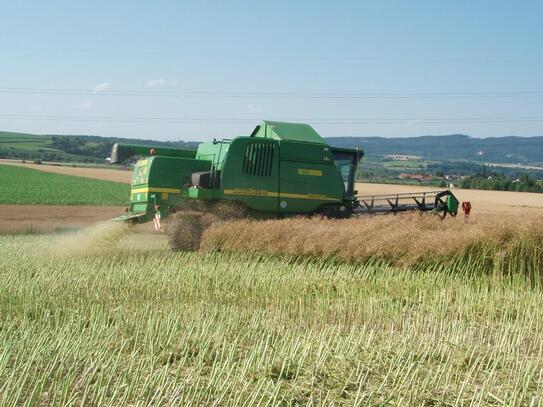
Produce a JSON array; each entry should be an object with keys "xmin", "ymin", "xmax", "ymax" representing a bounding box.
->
[{"xmin": 332, "ymin": 149, "xmax": 358, "ymax": 195}]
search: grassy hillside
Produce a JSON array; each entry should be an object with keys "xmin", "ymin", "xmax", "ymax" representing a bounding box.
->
[
  {"xmin": 0, "ymin": 164, "xmax": 129, "ymax": 205},
  {"xmin": 0, "ymin": 131, "xmax": 83, "ymax": 161},
  {"xmin": 0, "ymin": 131, "xmax": 199, "ymax": 163},
  {"xmin": 0, "ymin": 233, "xmax": 541, "ymax": 405},
  {"xmin": 0, "ymin": 131, "xmax": 51, "ymax": 150}
]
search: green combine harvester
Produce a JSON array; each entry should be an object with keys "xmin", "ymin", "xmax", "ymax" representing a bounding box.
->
[{"xmin": 111, "ymin": 121, "xmax": 459, "ymax": 249}]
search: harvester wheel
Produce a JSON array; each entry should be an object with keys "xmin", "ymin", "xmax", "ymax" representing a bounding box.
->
[{"xmin": 167, "ymin": 211, "xmax": 208, "ymax": 251}]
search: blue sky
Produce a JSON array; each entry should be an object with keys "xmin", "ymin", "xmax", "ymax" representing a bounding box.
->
[{"xmin": 0, "ymin": 0, "xmax": 542, "ymax": 141}]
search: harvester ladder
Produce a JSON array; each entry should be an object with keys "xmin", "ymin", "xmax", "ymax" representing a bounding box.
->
[{"xmin": 209, "ymin": 139, "xmax": 231, "ymax": 188}]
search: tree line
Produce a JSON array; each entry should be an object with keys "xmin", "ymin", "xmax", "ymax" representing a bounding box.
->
[{"xmin": 461, "ymin": 171, "xmax": 543, "ymax": 193}]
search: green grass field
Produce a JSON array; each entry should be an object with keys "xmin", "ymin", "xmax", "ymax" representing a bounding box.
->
[
  {"xmin": 0, "ymin": 164, "xmax": 129, "ymax": 205},
  {"xmin": 0, "ymin": 132, "xmax": 88, "ymax": 161},
  {"xmin": 0, "ymin": 234, "xmax": 541, "ymax": 405},
  {"xmin": 0, "ymin": 131, "xmax": 65, "ymax": 155},
  {"xmin": 0, "ymin": 131, "xmax": 53, "ymax": 150}
]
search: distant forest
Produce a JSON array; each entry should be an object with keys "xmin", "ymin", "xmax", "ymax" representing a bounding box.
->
[
  {"xmin": 327, "ymin": 134, "xmax": 543, "ymax": 164},
  {"xmin": 461, "ymin": 172, "xmax": 543, "ymax": 193}
]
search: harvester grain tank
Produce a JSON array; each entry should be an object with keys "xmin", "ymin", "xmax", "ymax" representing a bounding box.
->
[{"xmin": 111, "ymin": 121, "xmax": 458, "ymax": 248}]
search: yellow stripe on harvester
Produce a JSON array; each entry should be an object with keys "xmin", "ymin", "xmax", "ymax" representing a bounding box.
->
[
  {"xmin": 223, "ymin": 188, "xmax": 278, "ymax": 197},
  {"xmin": 279, "ymin": 192, "xmax": 340, "ymax": 201},
  {"xmin": 223, "ymin": 188, "xmax": 340, "ymax": 202},
  {"xmin": 131, "ymin": 187, "xmax": 182, "ymax": 194}
]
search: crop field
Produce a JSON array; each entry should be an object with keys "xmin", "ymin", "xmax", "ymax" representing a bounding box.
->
[
  {"xmin": 203, "ymin": 213, "xmax": 543, "ymax": 275},
  {"xmin": 0, "ymin": 220, "xmax": 542, "ymax": 405},
  {"xmin": 0, "ymin": 132, "xmax": 83, "ymax": 160},
  {"xmin": 0, "ymin": 164, "xmax": 129, "ymax": 206},
  {"xmin": 0, "ymin": 131, "xmax": 55, "ymax": 152},
  {"xmin": 0, "ymin": 159, "xmax": 132, "ymax": 183}
]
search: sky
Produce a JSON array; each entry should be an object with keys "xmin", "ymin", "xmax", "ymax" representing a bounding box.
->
[{"xmin": 0, "ymin": 0, "xmax": 542, "ymax": 141}]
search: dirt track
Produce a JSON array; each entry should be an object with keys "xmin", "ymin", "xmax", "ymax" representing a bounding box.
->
[
  {"xmin": 0, "ymin": 159, "xmax": 131, "ymax": 183},
  {"xmin": 0, "ymin": 205, "xmax": 126, "ymax": 233}
]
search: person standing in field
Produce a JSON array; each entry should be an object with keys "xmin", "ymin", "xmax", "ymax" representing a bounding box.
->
[
  {"xmin": 153, "ymin": 205, "xmax": 162, "ymax": 231},
  {"xmin": 462, "ymin": 201, "xmax": 472, "ymax": 218}
]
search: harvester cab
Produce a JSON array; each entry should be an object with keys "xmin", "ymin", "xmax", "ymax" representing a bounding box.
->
[{"xmin": 110, "ymin": 120, "xmax": 459, "ymax": 248}]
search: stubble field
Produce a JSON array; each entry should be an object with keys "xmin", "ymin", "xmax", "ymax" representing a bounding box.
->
[
  {"xmin": 1, "ymin": 162, "xmax": 543, "ymax": 404},
  {"xmin": 0, "ymin": 230, "xmax": 542, "ymax": 405}
]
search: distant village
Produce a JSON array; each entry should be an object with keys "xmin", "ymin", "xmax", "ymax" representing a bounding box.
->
[
  {"xmin": 383, "ymin": 152, "xmax": 538, "ymax": 189},
  {"xmin": 384, "ymin": 154, "xmax": 460, "ymax": 187}
]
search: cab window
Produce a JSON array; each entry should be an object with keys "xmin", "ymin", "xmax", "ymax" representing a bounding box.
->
[{"xmin": 332, "ymin": 150, "xmax": 357, "ymax": 195}]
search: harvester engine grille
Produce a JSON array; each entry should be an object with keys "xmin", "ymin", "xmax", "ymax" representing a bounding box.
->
[{"xmin": 243, "ymin": 142, "xmax": 275, "ymax": 177}]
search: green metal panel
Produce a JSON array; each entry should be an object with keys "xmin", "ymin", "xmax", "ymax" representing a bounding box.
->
[
  {"xmin": 220, "ymin": 137, "xmax": 280, "ymax": 212},
  {"xmin": 128, "ymin": 156, "xmax": 211, "ymax": 220},
  {"xmin": 218, "ymin": 135, "xmax": 346, "ymax": 214},
  {"xmin": 187, "ymin": 187, "xmax": 213, "ymax": 200},
  {"xmin": 447, "ymin": 194, "xmax": 459, "ymax": 214},
  {"xmin": 147, "ymin": 156, "xmax": 211, "ymax": 188},
  {"xmin": 279, "ymin": 140, "xmax": 335, "ymax": 163},
  {"xmin": 252, "ymin": 121, "xmax": 327, "ymax": 144},
  {"xmin": 195, "ymin": 140, "xmax": 230, "ymax": 171},
  {"xmin": 278, "ymin": 160, "xmax": 344, "ymax": 213}
]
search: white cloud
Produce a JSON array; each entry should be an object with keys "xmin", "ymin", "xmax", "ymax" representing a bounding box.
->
[
  {"xmin": 93, "ymin": 82, "xmax": 110, "ymax": 92},
  {"xmin": 145, "ymin": 78, "xmax": 167, "ymax": 87},
  {"xmin": 78, "ymin": 101, "xmax": 94, "ymax": 111},
  {"xmin": 169, "ymin": 79, "xmax": 179, "ymax": 87},
  {"xmin": 248, "ymin": 103, "xmax": 261, "ymax": 112}
]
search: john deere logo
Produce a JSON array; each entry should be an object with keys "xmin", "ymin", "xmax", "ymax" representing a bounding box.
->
[{"xmin": 298, "ymin": 168, "xmax": 323, "ymax": 176}]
